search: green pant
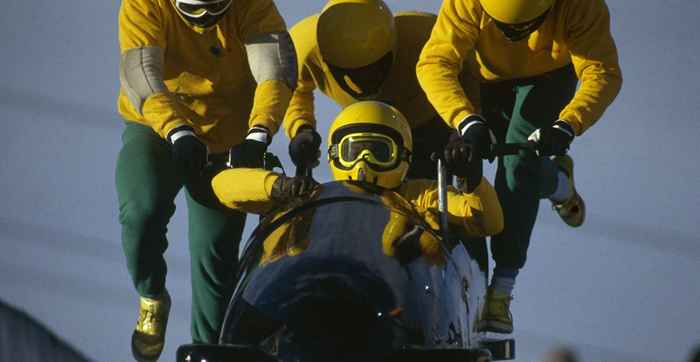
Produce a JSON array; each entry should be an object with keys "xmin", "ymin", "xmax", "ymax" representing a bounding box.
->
[
  {"xmin": 115, "ymin": 122, "xmax": 246, "ymax": 343},
  {"xmin": 483, "ymin": 65, "xmax": 578, "ymax": 273}
]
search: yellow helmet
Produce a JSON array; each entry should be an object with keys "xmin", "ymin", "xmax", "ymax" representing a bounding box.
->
[
  {"xmin": 317, "ymin": 0, "xmax": 397, "ymax": 99},
  {"xmin": 328, "ymin": 101, "xmax": 412, "ymax": 189},
  {"xmin": 480, "ymin": 0, "xmax": 554, "ymax": 24},
  {"xmin": 318, "ymin": 0, "xmax": 396, "ymax": 69}
]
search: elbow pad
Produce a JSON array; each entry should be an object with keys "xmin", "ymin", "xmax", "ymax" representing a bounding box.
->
[
  {"xmin": 119, "ymin": 46, "xmax": 168, "ymax": 114},
  {"xmin": 245, "ymin": 31, "xmax": 298, "ymax": 91}
]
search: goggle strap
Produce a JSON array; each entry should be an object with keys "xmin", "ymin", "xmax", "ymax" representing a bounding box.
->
[
  {"xmin": 400, "ymin": 148, "xmax": 411, "ymax": 162},
  {"xmin": 329, "ymin": 144, "xmax": 339, "ymax": 159}
]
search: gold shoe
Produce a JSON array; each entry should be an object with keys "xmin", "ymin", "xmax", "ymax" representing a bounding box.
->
[
  {"xmin": 478, "ymin": 288, "xmax": 513, "ymax": 334},
  {"xmin": 131, "ymin": 290, "xmax": 171, "ymax": 362},
  {"xmin": 552, "ymin": 155, "xmax": 586, "ymax": 228}
]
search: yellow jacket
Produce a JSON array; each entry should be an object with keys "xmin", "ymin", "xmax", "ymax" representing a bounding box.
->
[
  {"xmin": 416, "ymin": 0, "xmax": 622, "ymax": 135},
  {"xmin": 212, "ymin": 168, "xmax": 504, "ymax": 238},
  {"xmin": 118, "ymin": 0, "xmax": 291, "ymax": 152},
  {"xmin": 283, "ymin": 11, "xmax": 474, "ymax": 138}
]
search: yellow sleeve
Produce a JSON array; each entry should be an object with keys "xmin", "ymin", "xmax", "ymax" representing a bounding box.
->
[
  {"xmin": 238, "ymin": 0, "xmax": 287, "ymax": 41},
  {"xmin": 237, "ymin": 0, "xmax": 292, "ymax": 135},
  {"xmin": 118, "ymin": 0, "xmax": 191, "ymax": 138},
  {"xmin": 211, "ymin": 168, "xmax": 280, "ymax": 214},
  {"xmin": 416, "ymin": 0, "xmax": 482, "ymax": 129},
  {"xmin": 248, "ymin": 80, "xmax": 293, "ymax": 135},
  {"xmin": 282, "ymin": 17, "xmax": 319, "ymax": 139},
  {"xmin": 119, "ymin": 0, "xmax": 165, "ymax": 50},
  {"xmin": 402, "ymin": 178, "xmax": 503, "ymax": 237},
  {"xmin": 283, "ymin": 67, "xmax": 317, "ymax": 139},
  {"xmin": 560, "ymin": 0, "xmax": 622, "ymax": 135}
]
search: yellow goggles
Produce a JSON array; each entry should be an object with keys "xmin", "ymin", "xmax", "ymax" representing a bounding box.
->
[
  {"xmin": 331, "ymin": 132, "xmax": 400, "ymax": 170},
  {"xmin": 175, "ymin": 0, "xmax": 231, "ymax": 18}
]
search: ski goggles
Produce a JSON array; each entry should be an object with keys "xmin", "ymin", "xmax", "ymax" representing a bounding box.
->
[
  {"xmin": 174, "ymin": 0, "xmax": 232, "ymax": 18},
  {"xmin": 331, "ymin": 132, "xmax": 400, "ymax": 170}
]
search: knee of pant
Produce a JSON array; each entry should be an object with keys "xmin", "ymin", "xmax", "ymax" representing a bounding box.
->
[
  {"xmin": 189, "ymin": 236, "xmax": 238, "ymax": 286},
  {"xmin": 503, "ymin": 156, "xmax": 540, "ymax": 194},
  {"xmin": 119, "ymin": 197, "xmax": 172, "ymax": 236}
]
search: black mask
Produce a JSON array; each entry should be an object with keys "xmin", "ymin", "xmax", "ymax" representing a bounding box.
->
[
  {"xmin": 327, "ymin": 52, "xmax": 393, "ymax": 100},
  {"xmin": 493, "ymin": 9, "xmax": 549, "ymax": 42},
  {"xmin": 174, "ymin": 0, "xmax": 232, "ymax": 28}
]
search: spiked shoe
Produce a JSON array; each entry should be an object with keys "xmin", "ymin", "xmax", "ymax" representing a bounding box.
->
[
  {"xmin": 478, "ymin": 288, "xmax": 513, "ymax": 334},
  {"xmin": 131, "ymin": 289, "xmax": 171, "ymax": 362},
  {"xmin": 552, "ymin": 155, "xmax": 586, "ymax": 227}
]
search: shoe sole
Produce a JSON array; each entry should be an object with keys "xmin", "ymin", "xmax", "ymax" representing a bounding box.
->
[
  {"xmin": 478, "ymin": 320, "xmax": 513, "ymax": 334},
  {"xmin": 566, "ymin": 192, "xmax": 585, "ymax": 227},
  {"xmin": 554, "ymin": 155, "xmax": 586, "ymax": 228},
  {"xmin": 131, "ymin": 335, "xmax": 161, "ymax": 362},
  {"xmin": 132, "ymin": 292, "xmax": 171, "ymax": 362}
]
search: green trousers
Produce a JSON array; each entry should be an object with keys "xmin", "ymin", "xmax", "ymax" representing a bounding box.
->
[
  {"xmin": 115, "ymin": 122, "xmax": 246, "ymax": 343},
  {"xmin": 483, "ymin": 65, "xmax": 578, "ymax": 273}
]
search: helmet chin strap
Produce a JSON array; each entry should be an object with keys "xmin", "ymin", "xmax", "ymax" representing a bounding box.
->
[{"xmin": 355, "ymin": 160, "xmax": 380, "ymax": 186}]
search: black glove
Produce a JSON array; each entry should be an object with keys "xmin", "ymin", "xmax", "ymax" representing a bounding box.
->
[
  {"xmin": 443, "ymin": 116, "xmax": 491, "ymax": 191},
  {"xmin": 443, "ymin": 132, "xmax": 472, "ymax": 177},
  {"xmin": 444, "ymin": 132, "xmax": 483, "ymax": 193},
  {"xmin": 168, "ymin": 126, "xmax": 208, "ymax": 183},
  {"xmin": 392, "ymin": 225, "xmax": 424, "ymax": 265},
  {"xmin": 270, "ymin": 175, "xmax": 318, "ymax": 201},
  {"xmin": 184, "ymin": 162, "xmax": 228, "ymax": 210},
  {"xmin": 228, "ymin": 126, "xmax": 270, "ymax": 168},
  {"xmin": 289, "ymin": 125, "xmax": 322, "ymax": 169},
  {"xmin": 458, "ymin": 115, "xmax": 494, "ymax": 161},
  {"xmin": 528, "ymin": 120, "xmax": 575, "ymax": 156}
]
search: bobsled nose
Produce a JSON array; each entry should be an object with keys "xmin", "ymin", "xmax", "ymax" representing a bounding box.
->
[{"xmin": 281, "ymin": 271, "xmax": 396, "ymax": 357}]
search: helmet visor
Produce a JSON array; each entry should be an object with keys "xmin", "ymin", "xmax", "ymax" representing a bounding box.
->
[
  {"xmin": 336, "ymin": 133, "xmax": 398, "ymax": 170},
  {"xmin": 175, "ymin": 0, "xmax": 231, "ymax": 18}
]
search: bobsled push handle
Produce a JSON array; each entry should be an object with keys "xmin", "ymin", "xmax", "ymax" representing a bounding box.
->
[
  {"xmin": 430, "ymin": 141, "xmax": 535, "ymax": 242},
  {"xmin": 488, "ymin": 141, "xmax": 537, "ymax": 158},
  {"xmin": 430, "ymin": 152, "xmax": 452, "ymax": 243},
  {"xmin": 296, "ymin": 164, "xmax": 312, "ymax": 178},
  {"xmin": 437, "ymin": 156, "xmax": 451, "ymax": 243}
]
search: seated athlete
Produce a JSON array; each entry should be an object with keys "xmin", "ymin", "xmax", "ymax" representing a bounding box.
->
[{"xmin": 211, "ymin": 101, "xmax": 505, "ymax": 251}]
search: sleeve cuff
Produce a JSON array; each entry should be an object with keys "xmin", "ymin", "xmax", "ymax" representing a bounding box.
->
[
  {"xmin": 457, "ymin": 114, "xmax": 486, "ymax": 135},
  {"xmin": 246, "ymin": 126, "xmax": 271, "ymax": 144},
  {"xmin": 166, "ymin": 125, "xmax": 195, "ymax": 144},
  {"xmin": 287, "ymin": 118, "xmax": 315, "ymax": 139},
  {"xmin": 264, "ymin": 173, "xmax": 279, "ymax": 197},
  {"xmin": 558, "ymin": 113, "xmax": 584, "ymax": 136}
]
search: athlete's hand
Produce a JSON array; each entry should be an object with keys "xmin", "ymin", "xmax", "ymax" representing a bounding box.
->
[
  {"xmin": 271, "ymin": 175, "xmax": 318, "ymax": 201},
  {"xmin": 228, "ymin": 126, "xmax": 270, "ymax": 168},
  {"xmin": 528, "ymin": 120, "xmax": 575, "ymax": 156},
  {"xmin": 168, "ymin": 126, "xmax": 208, "ymax": 183},
  {"xmin": 443, "ymin": 133, "xmax": 473, "ymax": 178},
  {"xmin": 444, "ymin": 133, "xmax": 482, "ymax": 193},
  {"xmin": 289, "ymin": 125, "xmax": 322, "ymax": 169},
  {"xmin": 457, "ymin": 115, "xmax": 494, "ymax": 161}
]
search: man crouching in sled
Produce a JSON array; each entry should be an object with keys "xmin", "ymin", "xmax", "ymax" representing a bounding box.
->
[{"xmin": 213, "ymin": 100, "xmax": 504, "ymax": 265}]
